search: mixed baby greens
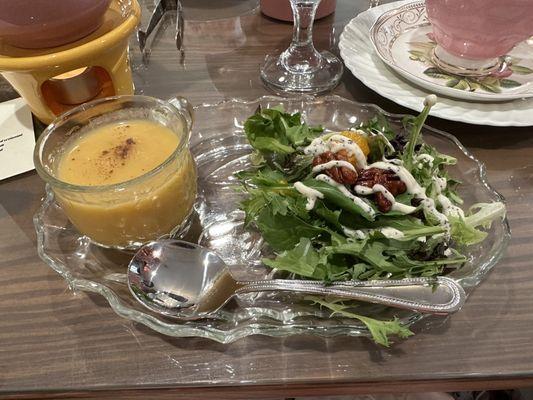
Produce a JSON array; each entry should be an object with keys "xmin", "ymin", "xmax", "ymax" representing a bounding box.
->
[{"xmin": 235, "ymin": 97, "xmax": 505, "ymax": 346}]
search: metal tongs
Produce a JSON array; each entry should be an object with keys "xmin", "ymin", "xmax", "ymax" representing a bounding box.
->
[{"xmin": 137, "ymin": 0, "xmax": 184, "ymax": 56}]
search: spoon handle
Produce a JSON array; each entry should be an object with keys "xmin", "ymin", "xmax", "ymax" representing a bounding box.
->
[{"xmin": 235, "ymin": 276, "xmax": 465, "ymax": 314}]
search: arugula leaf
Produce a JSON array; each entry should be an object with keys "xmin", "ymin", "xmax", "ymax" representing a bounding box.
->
[
  {"xmin": 282, "ymin": 154, "xmax": 314, "ymax": 182},
  {"xmin": 240, "ymin": 190, "xmax": 269, "ymax": 227},
  {"xmin": 301, "ymin": 179, "xmax": 376, "ymax": 221},
  {"xmin": 248, "ymin": 168, "xmax": 288, "ymax": 188},
  {"xmin": 407, "ymin": 144, "xmax": 460, "ymax": 205},
  {"xmin": 313, "ymin": 200, "xmax": 342, "ymax": 228},
  {"xmin": 285, "ymin": 122, "xmax": 323, "ymax": 146},
  {"xmin": 391, "ymin": 252, "xmax": 466, "ymax": 276},
  {"xmin": 359, "ymin": 115, "xmax": 399, "ymax": 162},
  {"xmin": 263, "ymin": 238, "xmax": 326, "ymax": 279},
  {"xmin": 308, "ymin": 297, "xmax": 414, "ymax": 347},
  {"xmin": 353, "ymin": 241, "xmax": 406, "ymax": 273},
  {"xmin": 445, "ymin": 178, "xmax": 463, "ymax": 205},
  {"xmin": 246, "ymin": 155, "xmax": 314, "ymax": 184},
  {"xmin": 256, "ymin": 206, "xmax": 324, "ymax": 252},
  {"xmin": 359, "ymin": 114, "xmax": 396, "ymax": 141},
  {"xmin": 367, "ymin": 133, "xmax": 390, "ymax": 162},
  {"xmin": 356, "ymin": 315, "xmax": 414, "ymax": 347},
  {"xmin": 450, "ymin": 202, "xmax": 505, "ymax": 246},
  {"xmin": 465, "ymin": 202, "xmax": 506, "ymax": 229},
  {"xmin": 244, "ymin": 106, "xmax": 322, "ymax": 157},
  {"xmin": 402, "ymin": 96, "xmax": 436, "ymax": 171},
  {"xmin": 450, "ymin": 216, "xmax": 487, "ymax": 246},
  {"xmin": 252, "ymin": 137, "xmax": 295, "ymax": 154}
]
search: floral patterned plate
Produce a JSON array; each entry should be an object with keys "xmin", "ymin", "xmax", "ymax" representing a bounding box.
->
[{"xmin": 370, "ymin": 1, "xmax": 533, "ymax": 102}]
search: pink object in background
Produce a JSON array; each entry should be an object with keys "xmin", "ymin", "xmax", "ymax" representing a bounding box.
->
[
  {"xmin": 426, "ymin": 0, "xmax": 533, "ymax": 60},
  {"xmin": 0, "ymin": 0, "xmax": 111, "ymax": 49},
  {"xmin": 260, "ymin": 0, "xmax": 336, "ymax": 22}
]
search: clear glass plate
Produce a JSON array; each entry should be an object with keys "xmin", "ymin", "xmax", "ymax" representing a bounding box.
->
[{"xmin": 34, "ymin": 95, "xmax": 510, "ymax": 343}]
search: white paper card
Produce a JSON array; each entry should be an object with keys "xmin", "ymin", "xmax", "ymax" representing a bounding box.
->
[{"xmin": 0, "ymin": 98, "xmax": 35, "ymax": 181}]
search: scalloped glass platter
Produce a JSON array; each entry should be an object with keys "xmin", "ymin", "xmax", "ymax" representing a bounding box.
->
[
  {"xmin": 34, "ymin": 95, "xmax": 510, "ymax": 343},
  {"xmin": 339, "ymin": 0, "xmax": 533, "ymax": 126}
]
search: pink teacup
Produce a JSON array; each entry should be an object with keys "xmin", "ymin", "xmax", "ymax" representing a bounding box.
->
[
  {"xmin": 0, "ymin": 0, "xmax": 111, "ymax": 49},
  {"xmin": 426, "ymin": 0, "xmax": 533, "ymax": 75}
]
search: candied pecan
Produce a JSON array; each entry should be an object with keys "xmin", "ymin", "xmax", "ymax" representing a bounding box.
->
[
  {"xmin": 312, "ymin": 151, "xmax": 333, "ymax": 166},
  {"xmin": 333, "ymin": 150, "xmax": 359, "ymax": 184},
  {"xmin": 356, "ymin": 168, "xmax": 407, "ymax": 213},
  {"xmin": 312, "ymin": 151, "xmax": 358, "ymax": 185},
  {"xmin": 335, "ymin": 149, "xmax": 350, "ymax": 161},
  {"xmin": 376, "ymin": 192, "xmax": 392, "ymax": 213}
]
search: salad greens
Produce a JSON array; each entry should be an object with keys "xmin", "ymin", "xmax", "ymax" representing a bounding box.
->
[{"xmin": 235, "ymin": 98, "xmax": 505, "ymax": 346}]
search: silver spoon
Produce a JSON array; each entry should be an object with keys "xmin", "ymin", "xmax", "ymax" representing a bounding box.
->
[{"xmin": 127, "ymin": 239, "xmax": 466, "ymax": 319}]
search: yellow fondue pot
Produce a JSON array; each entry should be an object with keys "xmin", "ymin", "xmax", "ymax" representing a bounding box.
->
[{"xmin": 0, "ymin": 0, "xmax": 141, "ymax": 124}]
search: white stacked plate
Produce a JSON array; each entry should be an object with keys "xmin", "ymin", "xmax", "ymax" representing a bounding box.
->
[{"xmin": 339, "ymin": 0, "xmax": 533, "ymax": 126}]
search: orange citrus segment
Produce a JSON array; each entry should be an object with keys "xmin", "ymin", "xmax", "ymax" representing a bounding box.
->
[{"xmin": 339, "ymin": 130, "xmax": 370, "ymax": 166}]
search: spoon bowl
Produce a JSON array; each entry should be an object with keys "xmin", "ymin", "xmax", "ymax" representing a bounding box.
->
[{"xmin": 127, "ymin": 240, "xmax": 233, "ymax": 318}]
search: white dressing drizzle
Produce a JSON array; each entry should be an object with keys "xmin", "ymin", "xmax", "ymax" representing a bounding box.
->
[
  {"xmin": 312, "ymin": 160, "xmax": 356, "ymax": 174},
  {"xmin": 382, "ymin": 157, "xmax": 403, "ymax": 164},
  {"xmin": 342, "ymin": 226, "xmax": 404, "ymax": 240},
  {"xmin": 314, "ymin": 174, "xmax": 376, "ymax": 217},
  {"xmin": 420, "ymin": 198, "xmax": 449, "ymax": 227},
  {"xmin": 354, "ymin": 184, "xmax": 395, "ymax": 204},
  {"xmin": 304, "ymin": 133, "xmax": 367, "ymax": 168},
  {"xmin": 376, "ymin": 131, "xmax": 396, "ymax": 154},
  {"xmin": 305, "ymin": 137, "xmax": 329, "ymax": 156},
  {"xmin": 293, "ymin": 181, "xmax": 324, "ymax": 211},
  {"xmin": 414, "ymin": 153, "xmax": 434, "ymax": 167},
  {"xmin": 368, "ymin": 161, "xmax": 425, "ymax": 197},
  {"xmin": 300, "ymin": 134, "xmax": 466, "ymax": 238},
  {"xmin": 342, "ymin": 226, "xmax": 366, "ymax": 239},
  {"xmin": 392, "ymin": 202, "xmax": 417, "ymax": 214},
  {"xmin": 328, "ymin": 134, "xmax": 367, "ymax": 168},
  {"xmin": 380, "ymin": 227, "xmax": 405, "ymax": 239},
  {"xmin": 432, "ymin": 176, "xmax": 465, "ymax": 218},
  {"xmin": 437, "ymin": 195, "xmax": 457, "ymax": 217},
  {"xmin": 433, "ymin": 176, "xmax": 447, "ymax": 192},
  {"xmin": 354, "ymin": 182, "xmax": 417, "ymax": 213},
  {"xmin": 368, "ymin": 161, "xmax": 450, "ymax": 232}
]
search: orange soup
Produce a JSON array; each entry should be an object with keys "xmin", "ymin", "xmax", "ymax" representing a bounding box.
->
[{"xmin": 55, "ymin": 119, "xmax": 196, "ymax": 247}]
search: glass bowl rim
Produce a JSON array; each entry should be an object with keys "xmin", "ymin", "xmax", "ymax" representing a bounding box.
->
[{"xmin": 33, "ymin": 94, "xmax": 189, "ymax": 193}]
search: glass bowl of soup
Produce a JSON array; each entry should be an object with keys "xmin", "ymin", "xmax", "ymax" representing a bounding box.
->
[{"xmin": 34, "ymin": 95, "xmax": 197, "ymax": 249}]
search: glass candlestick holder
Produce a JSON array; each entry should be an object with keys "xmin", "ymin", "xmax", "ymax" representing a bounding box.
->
[{"xmin": 260, "ymin": 0, "xmax": 343, "ymax": 94}]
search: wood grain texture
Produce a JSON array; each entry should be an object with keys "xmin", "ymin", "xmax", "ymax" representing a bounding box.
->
[
  {"xmin": 1, "ymin": 0, "xmax": 533, "ymax": 398},
  {"xmin": 3, "ymin": 378, "xmax": 533, "ymax": 400}
]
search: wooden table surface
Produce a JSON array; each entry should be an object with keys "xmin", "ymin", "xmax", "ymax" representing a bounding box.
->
[{"xmin": 1, "ymin": 0, "xmax": 533, "ymax": 398}]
